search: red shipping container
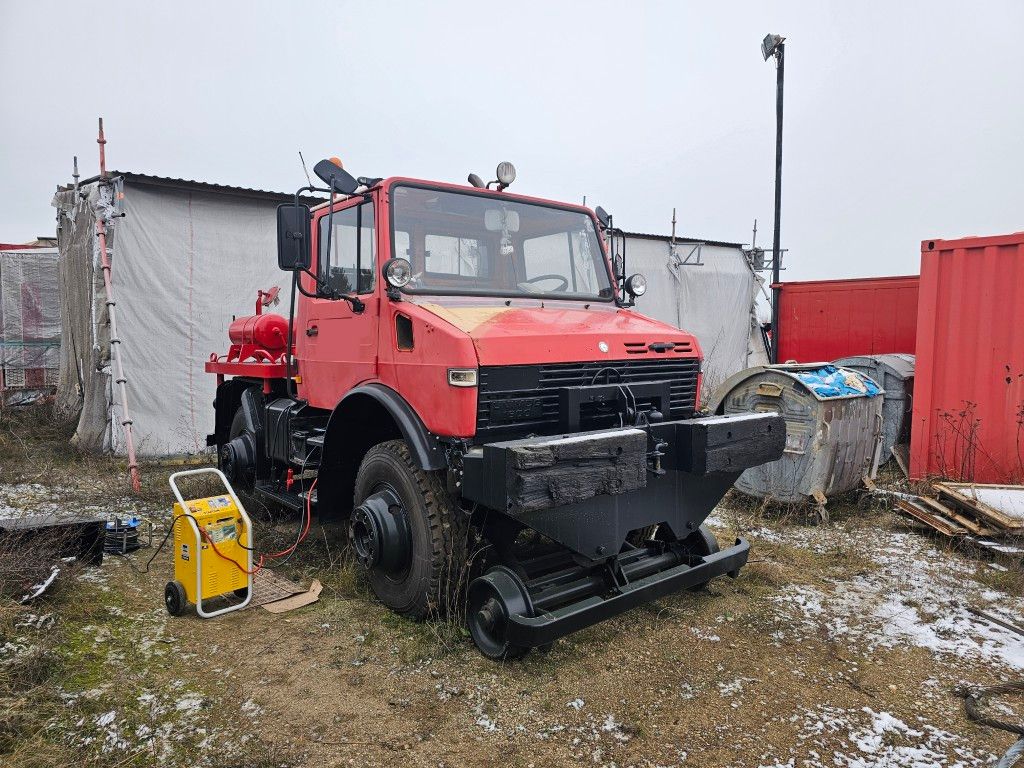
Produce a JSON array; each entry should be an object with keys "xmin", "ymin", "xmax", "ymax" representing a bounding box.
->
[
  {"xmin": 776, "ymin": 276, "xmax": 919, "ymax": 363},
  {"xmin": 910, "ymin": 232, "xmax": 1024, "ymax": 483}
]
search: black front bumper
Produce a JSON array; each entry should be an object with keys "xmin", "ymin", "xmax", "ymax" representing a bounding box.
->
[
  {"xmin": 479, "ymin": 537, "xmax": 750, "ymax": 648},
  {"xmin": 460, "ymin": 413, "xmax": 783, "ymax": 560}
]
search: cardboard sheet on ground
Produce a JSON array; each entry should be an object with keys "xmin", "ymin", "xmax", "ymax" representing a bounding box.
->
[
  {"xmin": 263, "ymin": 579, "xmax": 322, "ymax": 613},
  {"xmin": 249, "ymin": 569, "xmax": 322, "ymax": 613}
]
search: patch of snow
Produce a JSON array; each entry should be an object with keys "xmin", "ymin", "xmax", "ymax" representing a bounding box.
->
[
  {"xmin": 760, "ymin": 704, "xmax": 996, "ymax": 768},
  {"xmin": 567, "ymin": 698, "xmax": 585, "ymax": 710},
  {"xmin": 475, "ymin": 714, "xmax": 498, "ymax": 732},
  {"xmin": 600, "ymin": 714, "xmax": 631, "ymax": 743},
  {"xmin": 689, "ymin": 626, "xmax": 721, "ymax": 641},
  {"xmin": 94, "ymin": 710, "xmax": 117, "ymax": 727},
  {"xmin": 771, "ymin": 528, "xmax": 1024, "ymax": 671},
  {"xmin": 174, "ymin": 694, "xmax": 205, "ymax": 713}
]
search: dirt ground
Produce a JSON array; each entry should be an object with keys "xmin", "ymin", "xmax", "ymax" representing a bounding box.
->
[{"xmin": 2, "ymin": 406, "xmax": 1023, "ymax": 767}]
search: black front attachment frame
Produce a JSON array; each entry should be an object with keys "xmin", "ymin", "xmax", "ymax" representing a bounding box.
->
[{"xmin": 474, "ymin": 537, "xmax": 751, "ymax": 648}]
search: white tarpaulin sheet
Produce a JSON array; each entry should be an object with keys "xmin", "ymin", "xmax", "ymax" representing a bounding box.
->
[
  {"xmin": 625, "ymin": 236, "xmax": 768, "ymax": 402},
  {"xmin": 54, "ymin": 179, "xmax": 286, "ymax": 456}
]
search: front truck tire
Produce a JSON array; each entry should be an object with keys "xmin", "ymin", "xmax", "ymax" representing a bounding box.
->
[{"xmin": 352, "ymin": 440, "xmax": 469, "ymax": 620}]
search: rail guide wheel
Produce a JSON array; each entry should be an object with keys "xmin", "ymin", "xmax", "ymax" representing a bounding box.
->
[{"xmin": 467, "ymin": 566, "xmax": 534, "ymax": 660}]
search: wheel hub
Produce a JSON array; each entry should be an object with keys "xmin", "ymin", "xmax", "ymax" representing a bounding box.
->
[
  {"xmin": 350, "ymin": 487, "xmax": 411, "ymax": 574},
  {"xmin": 220, "ymin": 433, "xmax": 255, "ymax": 485}
]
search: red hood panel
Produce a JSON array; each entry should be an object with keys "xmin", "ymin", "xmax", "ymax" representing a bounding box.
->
[{"xmin": 417, "ymin": 303, "xmax": 702, "ymax": 365}]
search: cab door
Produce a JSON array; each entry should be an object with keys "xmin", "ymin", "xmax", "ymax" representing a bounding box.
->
[{"xmin": 296, "ymin": 197, "xmax": 379, "ymax": 407}]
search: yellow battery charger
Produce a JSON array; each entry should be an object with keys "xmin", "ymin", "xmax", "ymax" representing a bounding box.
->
[{"xmin": 164, "ymin": 468, "xmax": 253, "ymax": 618}]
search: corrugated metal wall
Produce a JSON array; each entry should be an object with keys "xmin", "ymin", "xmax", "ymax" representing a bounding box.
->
[
  {"xmin": 910, "ymin": 232, "xmax": 1024, "ymax": 483},
  {"xmin": 776, "ymin": 276, "xmax": 919, "ymax": 362}
]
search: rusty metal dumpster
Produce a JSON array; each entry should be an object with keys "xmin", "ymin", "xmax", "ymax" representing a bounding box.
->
[
  {"xmin": 833, "ymin": 354, "xmax": 915, "ymax": 465},
  {"xmin": 710, "ymin": 364, "xmax": 885, "ymax": 505}
]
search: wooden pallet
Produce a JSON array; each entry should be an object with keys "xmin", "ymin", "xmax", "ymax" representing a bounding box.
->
[
  {"xmin": 913, "ymin": 494, "xmax": 997, "ymax": 536},
  {"xmin": 895, "ymin": 498, "xmax": 967, "ymax": 537},
  {"xmin": 934, "ymin": 482, "xmax": 1024, "ymax": 534}
]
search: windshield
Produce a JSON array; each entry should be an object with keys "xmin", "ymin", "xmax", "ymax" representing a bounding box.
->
[{"xmin": 390, "ymin": 185, "xmax": 614, "ymax": 300}]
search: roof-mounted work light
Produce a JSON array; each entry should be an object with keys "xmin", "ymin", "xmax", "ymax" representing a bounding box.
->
[{"xmin": 761, "ymin": 33, "xmax": 785, "ymax": 61}]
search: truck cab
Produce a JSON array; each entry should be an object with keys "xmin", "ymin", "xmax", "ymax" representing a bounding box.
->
[{"xmin": 206, "ymin": 160, "xmax": 784, "ymax": 659}]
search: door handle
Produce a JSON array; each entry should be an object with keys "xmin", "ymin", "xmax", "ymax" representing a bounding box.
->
[{"xmin": 306, "ymin": 325, "xmax": 318, "ymax": 337}]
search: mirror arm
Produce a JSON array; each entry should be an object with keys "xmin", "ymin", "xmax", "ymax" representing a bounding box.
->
[{"xmin": 294, "ymin": 267, "xmax": 364, "ymax": 313}]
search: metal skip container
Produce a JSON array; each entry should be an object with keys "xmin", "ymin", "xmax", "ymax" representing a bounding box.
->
[
  {"xmin": 833, "ymin": 354, "xmax": 915, "ymax": 465},
  {"xmin": 710, "ymin": 364, "xmax": 885, "ymax": 504}
]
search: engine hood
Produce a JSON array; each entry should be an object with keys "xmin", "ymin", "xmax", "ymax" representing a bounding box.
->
[{"xmin": 416, "ymin": 301, "xmax": 701, "ymax": 366}]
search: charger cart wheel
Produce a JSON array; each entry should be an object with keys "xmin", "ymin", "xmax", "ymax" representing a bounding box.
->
[
  {"xmin": 467, "ymin": 566, "xmax": 531, "ymax": 660},
  {"xmin": 164, "ymin": 580, "xmax": 187, "ymax": 616},
  {"xmin": 352, "ymin": 440, "xmax": 468, "ymax": 620}
]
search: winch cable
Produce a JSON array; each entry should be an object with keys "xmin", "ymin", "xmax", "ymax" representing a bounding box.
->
[{"xmin": 957, "ymin": 680, "xmax": 1024, "ymax": 767}]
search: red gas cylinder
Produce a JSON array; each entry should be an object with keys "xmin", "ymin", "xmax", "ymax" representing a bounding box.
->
[{"xmin": 228, "ymin": 313, "xmax": 288, "ymax": 359}]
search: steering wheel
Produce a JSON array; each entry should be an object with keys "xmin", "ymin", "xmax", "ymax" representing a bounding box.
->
[{"xmin": 520, "ymin": 273, "xmax": 569, "ymax": 292}]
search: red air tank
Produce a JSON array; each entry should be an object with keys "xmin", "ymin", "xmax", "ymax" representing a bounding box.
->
[{"xmin": 228, "ymin": 313, "xmax": 289, "ymax": 360}]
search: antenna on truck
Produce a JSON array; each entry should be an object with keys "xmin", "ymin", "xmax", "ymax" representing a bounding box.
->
[{"xmin": 298, "ymin": 151, "xmax": 313, "ymax": 187}]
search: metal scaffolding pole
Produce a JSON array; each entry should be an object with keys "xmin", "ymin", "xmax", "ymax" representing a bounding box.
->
[{"xmin": 94, "ymin": 117, "xmax": 141, "ymax": 492}]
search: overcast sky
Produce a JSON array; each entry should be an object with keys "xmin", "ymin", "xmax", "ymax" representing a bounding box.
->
[{"xmin": 1, "ymin": 1, "xmax": 1021, "ymax": 280}]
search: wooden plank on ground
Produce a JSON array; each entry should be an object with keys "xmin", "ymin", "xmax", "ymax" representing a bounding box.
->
[
  {"xmin": 891, "ymin": 443, "xmax": 910, "ymax": 478},
  {"xmin": 895, "ymin": 498, "xmax": 968, "ymax": 537},
  {"xmin": 915, "ymin": 495, "xmax": 996, "ymax": 536}
]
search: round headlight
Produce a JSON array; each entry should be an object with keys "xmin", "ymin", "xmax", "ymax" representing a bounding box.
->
[
  {"xmin": 496, "ymin": 161, "xmax": 516, "ymax": 186},
  {"xmin": 383, "ymin": 257, "xmax": 412, "ymax": 288},
  {"xmin": 626, "ymin": 273, "xmax": 648, "ymax": 297}
]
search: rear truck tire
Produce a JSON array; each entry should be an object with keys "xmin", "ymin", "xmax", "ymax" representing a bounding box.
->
[
  {"xmin": 164, "ymin": 581, "xmax": 187, "ymax": 616},
  {"xmin": 351, "ymin": 440, "xmax": 468, "ymax": 620}
]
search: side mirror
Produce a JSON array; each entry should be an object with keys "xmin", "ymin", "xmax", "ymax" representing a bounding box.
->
[
  {"xmin": 276, "ymin": 204, "xmax": 312, "ymax": 271},
  {"xmin": 595, "ymin": 206, "xmax": 611, "ymax": 229},
  {"xmin": 313, "ymin": 159, "xmax": 359, "ymax": 195}
]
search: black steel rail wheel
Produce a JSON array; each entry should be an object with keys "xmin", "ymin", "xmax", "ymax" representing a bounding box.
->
[
  {"xmin": 683, "ymin": 524, "xmax": 721, "ymax": 591},
  {"xmin": 467, "ymin": 566, "xmax": 532, "ymax": 660},
  {"xmin": 352, "ymin": 440, "xmax": 468, "ymax": 620}
]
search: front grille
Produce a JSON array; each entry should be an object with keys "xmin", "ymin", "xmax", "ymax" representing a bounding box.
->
[{"xmin": 476, "ymin": 358, "xmax": 701, "ymax": 439}]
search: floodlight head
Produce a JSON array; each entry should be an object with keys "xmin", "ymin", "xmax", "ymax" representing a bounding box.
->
[{"xmin": 762, "ymin": 33, "xmax": 785, "ymax": 61}]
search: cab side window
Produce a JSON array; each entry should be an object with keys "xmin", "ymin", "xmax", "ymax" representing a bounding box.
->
[{"xmin": 319, "ymin": 202, "xmax": 375, "ymax": 294}]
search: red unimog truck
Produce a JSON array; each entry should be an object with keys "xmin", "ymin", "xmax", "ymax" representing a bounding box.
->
[{"xmin": 205, "ymin": 159, "xmax": 784, "ymax": 658}]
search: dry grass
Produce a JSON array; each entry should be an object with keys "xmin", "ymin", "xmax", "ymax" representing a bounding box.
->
[{"xmin": 1, "ymin": 406, "xmax": 1022, "ymax": 767}]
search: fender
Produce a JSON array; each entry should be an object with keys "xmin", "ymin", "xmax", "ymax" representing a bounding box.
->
[
  {"xmin": 317, "ymin": 383, "xmax": 446, "ymax": 518},
  {"xmin": 328, "ymin": 383, "xmax": 446, "ymax": 471}
]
